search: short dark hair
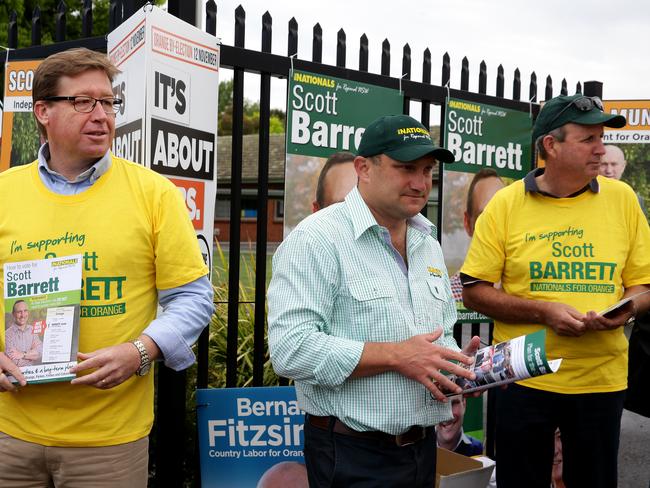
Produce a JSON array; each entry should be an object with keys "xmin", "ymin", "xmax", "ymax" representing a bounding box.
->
[
  {"xmin": 315, "ymin": 151, "xmax": 356, "ymax": 208},
  {"xmin": 466, "ymin": 169, "xmax": 503, "ymax": 217},
  {"xmin": 12, "ymin": 300, "xmax": 27, "ymax": 314}
]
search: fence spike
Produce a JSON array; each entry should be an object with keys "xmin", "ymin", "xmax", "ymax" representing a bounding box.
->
[
  {"xmin": 206, "ymin": 0, "xmax": 216, "ymax": 36},
  {"xmin": 312, "ymin": 23, "xmax": 322, "ymax": 63},
  {"xmin": 381, "ymin": 39, "xmax": 390, "ymax": 76},
  {"xmin": 441, "ymin": 52, "xmax": 450, "ymax": 87},
  {"xmin": 460, "ymin": 56, "xmax": 469, "ymax": 91},
  {"xmin": 336, "ymin": 28, "xmax": 346, "ymax": 67},
  {"xmin": 287, "ymin": 17, "xmax": 298, "ymax": 57},
  {"xmin": 529, "ymin": 71, "xmax": 537, "ymax": 102},
  {"xmin": 478, "ymin": 60, "xmax": 487, "ymax": 94},
  {"xmin": 513, "ymin": 68, "xmax": 521, "ymax": 101},
  {"xmin": 81, "ymin": 0, "xmax": 92, "ymax": 38},
  {"xmin": 545, "ymin": 75, "xmax": 552, "ymax": 101},
  {"xmin": 359, "ymin": 34, "xmax": 368, "ymax": 72},
  {"xmin": 496, "ymin": 64, "xmax": 504, "ymax": 98}
]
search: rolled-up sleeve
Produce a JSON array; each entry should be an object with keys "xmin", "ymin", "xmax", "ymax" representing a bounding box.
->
[{"xmin": 268, "ymin": 230, "xmax": 364, "ymax": 387}]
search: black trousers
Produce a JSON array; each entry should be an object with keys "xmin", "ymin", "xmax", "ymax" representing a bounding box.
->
[
  {"xmin": 495, "ymin": 383, "xmax": 625, "ymax": 488},
  {"xmin": 303, "ymin": 416, "xmax": 437, "ymax": 488}
]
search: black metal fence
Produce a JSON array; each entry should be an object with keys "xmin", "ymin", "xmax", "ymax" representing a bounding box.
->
[{"xmin": 2, "ymin": 1, "xmax": 603, "ymax": 486}]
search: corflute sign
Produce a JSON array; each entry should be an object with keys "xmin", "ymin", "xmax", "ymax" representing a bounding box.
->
[{"xmin": 107, "ymin": 6, "xmax": 219, "ymax": 277}]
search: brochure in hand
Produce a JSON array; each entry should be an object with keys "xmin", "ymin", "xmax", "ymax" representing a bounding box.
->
[
  {"xmin": 443, "ymin": 329, "xmax": 562, "ymax": 396},
  {"xmin": 3, "ymin": 255, "xmax": 82, "ymax": 383},
  {"xmin": 598, "ymin": 289, "xmax": 650, "ymax": 318}
]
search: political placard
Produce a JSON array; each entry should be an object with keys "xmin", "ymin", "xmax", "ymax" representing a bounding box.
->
[
  {"xmin": 442, "ymin": 97, "xmax": 532, "ymax": 322},
  {"xmin": 107, "ymin": 6, "xmax": 219, "ymax": 276},
  {"xmin": 197, "ymin": 386, "xmax": 305, "ymax": 488},
  {"xmin": 283, "ymin": 69, "xmax": 403, "ymax": 235}
]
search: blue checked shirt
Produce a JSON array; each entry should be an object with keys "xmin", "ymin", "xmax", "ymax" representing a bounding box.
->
[{"xmin": 268, "ymin": 187, "xmax": 459, "ymax": 434}]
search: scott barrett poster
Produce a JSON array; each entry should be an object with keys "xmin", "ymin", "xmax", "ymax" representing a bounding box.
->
[
  {"xmin": 107, "ymin": 5, "xmax": 219, "ymax": 276},
  {"xmin": 283, "ymin": 69, "xmax": 403, "ymax": 236},
  {"xmin": 602, "ymin": 100, "xmax": 650, "ymax": 221},
  {"xmin": 1, "ymin": 59, "xmax": 43, "ymax": 172},
  {"xmin": 197, "ymin": 387, "xmax": 306, "ymax": 488},
  {"xmin": 442, "ymin": 97, "xmax": 532, "ymax": 322}
]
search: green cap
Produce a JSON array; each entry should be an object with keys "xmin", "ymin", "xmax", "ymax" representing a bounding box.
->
[
  {"xmin": 532, "ymin": 94, "xmax": 626, "ymax": 141},
  {"xmin": 357, "ymin": 114, "xmax": 455, "ymax": 164}
]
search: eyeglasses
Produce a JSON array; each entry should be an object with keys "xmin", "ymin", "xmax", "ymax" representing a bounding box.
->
[
  {"xmin": 547, "ymin": 96, "xmax": 604, "ymax": 127},
  {"xmin": 40, "ymin": 96, "xmax": 123, "ymax": 114}
]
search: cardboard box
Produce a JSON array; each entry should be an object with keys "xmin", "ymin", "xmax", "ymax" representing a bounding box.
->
[{"xmin": 436, "ymin": 448, "xmax": 494, "ymax": 488}]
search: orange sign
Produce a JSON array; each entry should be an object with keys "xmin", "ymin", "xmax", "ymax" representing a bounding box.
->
[{"xmin": 169, "ymin": 177, "xmax": 205, "ymax": 230}]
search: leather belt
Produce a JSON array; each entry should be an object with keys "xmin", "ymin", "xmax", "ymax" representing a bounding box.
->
[{"xmin": 308, "ymin": 415, "xmax": 430, "ymax": 447}]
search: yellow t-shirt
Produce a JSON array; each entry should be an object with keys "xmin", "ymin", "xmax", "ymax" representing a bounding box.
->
[
  {"xmin": 0, "ymin": 156, "xmax": 208, "ymax": 446},
  {"xmin": 461, "ymin": 176, "xmax": 650, "ymax": 394}
]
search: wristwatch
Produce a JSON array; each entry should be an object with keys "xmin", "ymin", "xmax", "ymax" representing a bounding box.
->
[{"xmin": 131, "ymin": 339, "xmax": 152, "ymax": 376}]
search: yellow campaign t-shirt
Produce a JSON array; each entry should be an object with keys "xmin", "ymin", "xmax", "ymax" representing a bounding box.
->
[
  {"xmin": 461, "ymin": 176, "xmax": 650, "ymax": 394},
  {"xmin": 0, "ymin": 155, "xmax": 208, "ymax": 446}
]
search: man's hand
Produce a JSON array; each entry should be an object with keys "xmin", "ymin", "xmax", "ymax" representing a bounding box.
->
[
  {"xmin": 70, "ymin": 343, "xmax": 141, "ymax": 389},
  {"xmin": 392, "ymin": 329, "xmax": 476, "ymax": 402},
  {"xmin": 583, "ymin": 300, "xmax": 635, "ymax": 332},
  {"xmin": 540, "ymin": 302, "xmax": 587, "ymax": 337},
  {"xmin": 0, "ymin": 352, "xmax": 26, "ymax": 392}
]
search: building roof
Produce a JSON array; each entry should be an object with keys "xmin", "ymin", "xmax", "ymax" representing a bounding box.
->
[{"xmin": 217, "ymin": 133, "xmax": 286, "ymax": 183}]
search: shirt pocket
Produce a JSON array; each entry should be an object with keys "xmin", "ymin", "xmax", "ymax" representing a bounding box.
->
[
  {"xmin": 425, "ymin": 277, "xmax": 450, "ymax": 323},
  {"xmin": 339, "ymin": 279, "xmax": 398, "ymax": 342}
]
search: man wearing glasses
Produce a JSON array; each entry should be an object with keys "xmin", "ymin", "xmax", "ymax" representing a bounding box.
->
[
  {"xmin": 0, "ymin": 48, "xmax": 213, "ymax": 487},
  {"xmin": 461, "ymin": 93, "xmax": 650, "ymax": 488}
]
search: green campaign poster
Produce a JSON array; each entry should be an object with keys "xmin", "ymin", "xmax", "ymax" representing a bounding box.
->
[
  {"xmin": 283, "ymin": 70, "xmax": 403, "ymax": 236},
  {"xmin": 441, "ymin": 97, "xmax": 532, "ymax": 323}
]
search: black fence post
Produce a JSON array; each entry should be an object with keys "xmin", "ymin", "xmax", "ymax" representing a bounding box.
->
[
  {"xmin": 496, "ymin": 64, "xmax": 504, "ymax": 98},
  {"xmin": 478, "ymin": 60, "xmax": 487, "ymax": 94},
  {"xmin": 402, "ymin": 43, "xmax": 411, "ymax": 115},
  {"xmin": 460, "ymin": 56, "xmax": 469, "ymax": 91},
  {"xmin": 288, "ymin": 18, "xmax": 298, "ymax": 58},
  {"xmin": 168, "ymin": 0, "xmax": 197, "ymax": 26},
  {"xmin": 583, "ymin": 81, "xmax": 603, "ymax": 98},
  {"xmin": 55, "ymin": 1, "xmax": 67, "ymax": 43},
  {"xmin": 513, "ymin": 68, "xmax": 521, "ymax": 101},
  {"xmin": 336, "ymin": 29, "xmax": 346, "ymax": 68},
  {"xmin": 155, "ymin": 367, "xmax": 188, "ymax": 487},
  {"xmin": 109, "ymin": 0, "xmax": 120, "ymax": 31},
  {"xmin": 381, "ymin": 39, "xmax": 390, "ymax": 76},
  {"xmin": 529, "ymin": 71, "xmax": 537, "ymax": 102},
  {"xmin": 206, "ymin": 0, "xmax": 216, "ymax": 36},
  {"xmin": 312, "ymin": 23, "xmax": 322, "ymax": 63},
  {"xmin": 576, "ymin": 82, "xmax": 582, "ymax": 94},
  {"xmin": 359, "ymin": 34, "xmax": 368, "ymax": 72},
  {"xmin": 561, "ymin": 78, "xmax": 568, "ymax": 96},
  {"xmin": 227, "ymin": 5, "xmax": 247, "ymax": 389},
  {"xmin": 81, "ymin": 0, "xmax": 93, "ymax": 38},
  {"xmin": 545, "ymin": 75, "xmax": 553, "ymax": 101},
  {"xmin": 31, "ymin": 6, "xmax": 42, "ymax": 47},
  {"xmin": 8, "ymin": 10, "xmax": 18, "ymax": 48},
  {"xmin": 421, "ymin": 48, "xmax": 431, "ymax": 127},
  {"xmin": 253, "ymin": 10, "xmax": 273, "ymax": 387}
]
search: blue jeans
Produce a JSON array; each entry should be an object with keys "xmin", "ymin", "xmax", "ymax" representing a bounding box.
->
[
  {"xmin": 495, "ymin": 383, "xmax": 625, "ymax": 488},
  {"xmin": 304, "ymin": 416, "xmax": 437, "ymax": 488}
]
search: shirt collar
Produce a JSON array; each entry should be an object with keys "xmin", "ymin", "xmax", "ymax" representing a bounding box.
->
[
  {"xmin": 345, "ymin": 186, "xmax": 435, "ymax": 240},
  {"xmin": 523, "ymin": 167, "xmax": 599, "ymax": 197},
  {"xmin": 38, "ymin": 143, "xmax": 111, "ymax": 184}
]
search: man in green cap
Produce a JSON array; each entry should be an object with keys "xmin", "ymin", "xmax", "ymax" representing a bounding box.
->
[
  {"xmin": 461, "ymin": 94, "xmax": 650, "ymax": 488},
  {"xmin": 268, "ymin": 114, "xmax": 479, "ymax": 487}
]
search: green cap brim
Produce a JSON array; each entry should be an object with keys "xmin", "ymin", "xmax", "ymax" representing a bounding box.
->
[
  {"xmin": 385, "ymin": 145, "xmax": 455, "ymax": 164},
  {"xmin": 571, "ymin": 111, "xmax": 626, "ymax": 129}
]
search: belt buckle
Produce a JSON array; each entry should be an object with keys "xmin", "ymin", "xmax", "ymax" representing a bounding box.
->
[{"xmin": 395, "ymin": 427, "xmax": 425, "ymax": 447}]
